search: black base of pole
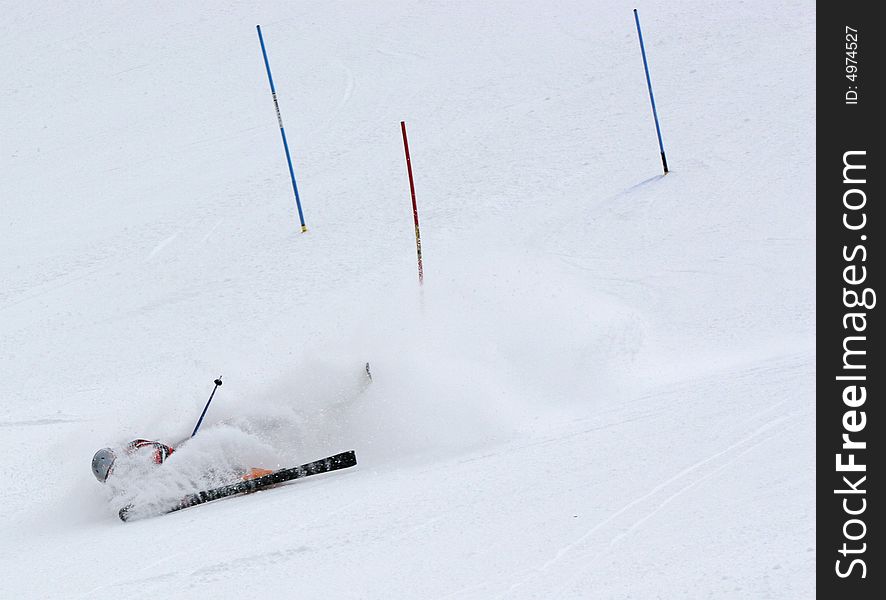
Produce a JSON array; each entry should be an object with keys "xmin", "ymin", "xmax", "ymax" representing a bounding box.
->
[{"xmin": 661, "ymin": 151, "xmax": 669, "ymax": 174}]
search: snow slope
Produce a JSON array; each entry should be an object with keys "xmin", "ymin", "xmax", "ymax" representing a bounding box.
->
[{"xmin": 1, "ymin": 1, "xmax": 815, "ymax": 598}]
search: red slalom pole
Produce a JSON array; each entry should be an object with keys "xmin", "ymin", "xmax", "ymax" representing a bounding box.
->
[{"xmin": 400, "ymin": 121, "xmax": 424, "ymax": 284}]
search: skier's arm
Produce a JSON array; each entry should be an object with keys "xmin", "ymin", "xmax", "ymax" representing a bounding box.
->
[{"xmin": 126, "ymin": 439, "xmax": 174, "ymax": 463}]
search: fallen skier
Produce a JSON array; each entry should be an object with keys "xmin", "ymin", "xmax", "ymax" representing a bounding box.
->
[
  {"xmin": 91, "ymin": 439, "xmax": 274, "ymax": 484},
  {"xmin": 90, "ymin": 368, "xmax": 368, "ymax": 520}
]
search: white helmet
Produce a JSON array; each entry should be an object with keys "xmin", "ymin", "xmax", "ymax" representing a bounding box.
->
[{"xmin": 91, "ymin": 448, "xmax": 117, "ymax": 483}]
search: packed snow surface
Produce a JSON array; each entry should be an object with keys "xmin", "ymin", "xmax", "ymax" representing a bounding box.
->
[{"xmin": 1, "ymin": 1, "xmax": 814, "ymax": 598}]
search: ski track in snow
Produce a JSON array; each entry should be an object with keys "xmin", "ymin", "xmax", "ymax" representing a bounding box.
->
[
  {"xmin": 496, "ymin": 407, "xmax": 795, "ymax": 599},
  {"xmin": 147, "ymin": 232, "xmax": 180, "ymax": 260},
  {"xmin": 200, "ymin": 219, "xmax": 224, "ymax": 243},
  {"xmin": 0, "ymin": 417, "xmax": 86, "ymax": 428}
]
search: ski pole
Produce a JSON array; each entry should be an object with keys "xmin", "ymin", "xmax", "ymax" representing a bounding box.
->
[{"xmin": 192, "ymin": 376, "xmax": 223, "ymax": 437}]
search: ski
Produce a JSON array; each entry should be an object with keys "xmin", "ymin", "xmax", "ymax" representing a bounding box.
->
[{"xmin": 119, "ymin": 450, "xmax": 357, "ymax": 521}]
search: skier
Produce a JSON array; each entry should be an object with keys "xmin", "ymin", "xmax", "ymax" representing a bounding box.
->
[
  {"xmin": 91, "ymin": 438, "xmax": 275, "ymax": 484},
  {"xmin": 91, "ymin": 439, "xmax": 174, "ymax": 483},
  {"xmin": 94, "ymin": 365, "xmax": 370, "ymax": 515}
]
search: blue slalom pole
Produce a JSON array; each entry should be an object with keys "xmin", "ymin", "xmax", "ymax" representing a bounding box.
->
[
  {"xmin": 633, "ymin": 9, "xmax": 669, "ymax": 174},
  {"xmin": 256, "ymin": 25, "xmax": 308, "ymax": 232}
]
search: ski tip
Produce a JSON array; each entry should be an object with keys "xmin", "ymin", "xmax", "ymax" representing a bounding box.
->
[
  {"xmin": 365, "ymin": 362, "xmax": 372, "ymax": 382},
  {"xmin": 341, "ymin": 450, "xmax": 358, "ymax": 467}
]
